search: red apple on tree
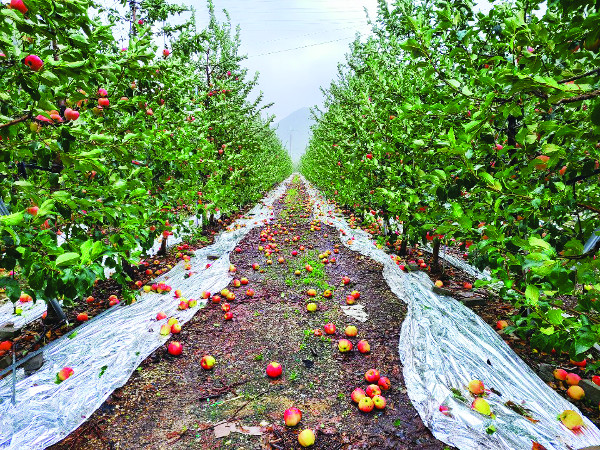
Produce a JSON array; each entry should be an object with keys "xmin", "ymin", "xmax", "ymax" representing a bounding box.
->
[
  {"xmin": 9, "ymin": 0, "xmax": 27, "ymax": 14},
  {"xmin": 24, "ymin": 55, "xmax": 43, "ymax": 71}
]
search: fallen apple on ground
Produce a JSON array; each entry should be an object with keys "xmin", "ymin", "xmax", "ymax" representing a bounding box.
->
[
  {"xmin": 558, "ymin": 410, "xmax": 583, "ymax": 430},
  {"xmin": 357, "ymin": 340, "xmax": 370, "ymax": 353},
  {"xmin": 365, "ymin": 369, "xmax": 380, "ymax": 383},
  {"xmin": 338, "ymin": 339, "xmax": 352, "ymax": 352},
  {"xmin": 156, "ymin": 311, "xmax": 167, "ymax": 320},
  {"xmin": 471, "ymin": 397, "xmax": 491, "ymax": 415},
  {"xmin": 554, "ymin": 368, "xmax": 568, "ymax": 381},
  {"xmin": 378, "ymin": 377, "xmax": 391, "ymax": 391},
  {"xmin": 201, "ymin": 355, "xmax": 216, "ymax": 370},
  {"xmin": 324, "ymin": 323, "xmax": 336, "ymax": 334},
  {"xmin": 372, "ymin": 395, "xmax": 386, "ymax": 409},
  {"xmin": 567, "ymin": 385, "xmax": 585, "ymax": 400},
  {"xmin": 366, "ymin": 384, "xmax": 381, "ymax": 398},
  {"xmin": 566, "ymin": 373, "xmax": 581, "ymax": 386},
  {"xmin": 306, "ymin": 302, "xmax": 317, "ymax": 312},
  {"xmin": 468, "ymin": 379, "xmax": 485, "ymax": 395},
  {"xmin": 266, "ymin": 362, "xmax": 283, "ymax": 378},
  {"xmin": 351, "ymin": 388, "xmax": 366, "ymax": 403},
  {"xmin": 168, "ymin": 341, "xmax": 183, "ymax": 356},
  {"xmin": 56, "ymin": 367, "xmax": 74, "ymax": 383},
  {"xmin": 345, "ymin": 325, "xmax": 358, "ymax": 337},
  {"xmin": 496, "ymin": 320, "xmax": 508, "ymax": 330},
  {"xmin": 358, "ymin": 396, "xmax": 374, "ymax": 412},
  {"xmin": 298, "ymin": 429, "xmax": 315, "ymax": 447},
  {"xmin": 283, "ymin": 407, "xmax": 302, "ymax": 426}
]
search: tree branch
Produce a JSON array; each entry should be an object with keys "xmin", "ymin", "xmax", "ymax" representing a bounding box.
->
[
  {"xmin": 0, "ymin": 114, "xmax": 31, "ymax": 130},
  {"xmin": 558, "ymin": 67, "xmax": 600, "ymax": 84},
  {"xmin": 556, "ymin": 89, "xmax": 600, "ymax": 105}
]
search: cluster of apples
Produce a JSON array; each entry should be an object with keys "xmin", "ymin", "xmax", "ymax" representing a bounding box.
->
[
  {"xmin": 142, "ymin": 282, "xmax": 172, "ymax": 294},
  {"xmin": 553, "ymin": 367, "xmax": 593, "ymax": 401},
  {"xmin": 467, "ymin": 379, "xmax": 493, "ymax": 416},
  {"xmin": 351, "ymin": 369, "xmax": 391, "ymax": 412},
  {"xmin": 282, "ymin": 406, "xmax": 315, "ymax": 447},
  {"xmin": 315, "ymin": 322, "xmax": 370, "ymax": 354}
]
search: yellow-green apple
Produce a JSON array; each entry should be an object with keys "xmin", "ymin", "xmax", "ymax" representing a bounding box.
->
[
  {"xmin": 323, "ymin": 289, "xmax": 332, "ymax": 298},
  {"xmin": 358, "ymin": 396, "xmax": 374, "ymax": 412},
  {"xmin": 201, "ymin": 355, "xmax": 215, "ymax": 369},
  {"xmin": 189, "ymin": 299, "xmax": 198, "ymax": 307},
  {"xmin": 226, "ymin": 292, "xmax": 235, "ymax": 301},
  {"xmin": 567, "ymin": 385, "xmax": 585, "ymax": 400},
  {"xmin": 558, "ymin": 410, "xmax": 583, "ymax": 430},
  {"xmin": 306, "ymin": 302, "xmax": 317, "ymax": 312},
  {"xmin": 298, "ymin": 429, "xmax": 315, "ymax": 447},
  {"xmin": 338, "ymin": 339, "xmax": 352, "ymax": 352},
  {"xmin": 168, "ymin": 317, "xmax": 178, "ymax": 326},
  {"xmin": 345, "ymin": 325, "xmax": 358, "ymax": 337},
  {"xmin": 471, "ymin": 397, "xmax": 491, "ymax": 415},
  {"xmin": 160, "ymin": 324, "xmax": 171, "ymax": 335},
  {"xmin": 252, "ymin": 263, "xmax": 260, "ymax": 270},
  {"xmin": 233, "ymin": 279, "xmax": 241, "ymax": 288},
  {"xmin": 350, "ymin": 290, "xmax": 360, "ymax": 299},
  {"xmin": 372, "ymin": 395, "xmax": 386, "ymax": 409},
  {"xmin": 434, "ymin": 280, "xmax": 443, "ymax": 288}
]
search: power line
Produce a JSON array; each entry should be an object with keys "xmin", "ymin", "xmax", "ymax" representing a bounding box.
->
[{"xmin": 247, "ymin": 35, "xmax": 359, "ymax": 58}]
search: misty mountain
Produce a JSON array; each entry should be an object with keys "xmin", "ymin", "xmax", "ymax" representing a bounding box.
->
[{"xmin": 275, "ymin": 107, "xmax": 314, "ymax": 164}]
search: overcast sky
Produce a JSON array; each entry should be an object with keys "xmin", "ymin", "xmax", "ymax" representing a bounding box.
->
[{"xmin": 159, "ymin": 0, "xmax": 386, "ymax": 122}]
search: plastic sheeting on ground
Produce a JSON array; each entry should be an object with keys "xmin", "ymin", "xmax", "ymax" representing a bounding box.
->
[
  {"xmin": 0, "ymin": 177, "xmax": 289, "ymax": 450},
  {"xmin": 301, "ymin": 176, "xmax": 600, "ymax": 450}
]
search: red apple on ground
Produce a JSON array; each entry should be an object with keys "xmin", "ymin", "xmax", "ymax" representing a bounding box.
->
[
  {"xmin": 232, "ymin": 279, "xmax": 241, "ymax": 288},
  {"xmin": 324, "ymin": 323, "xmax": 336, "ymax": 334},
  {"xmin": 341, "ymin": 276, "xmax": 350, "ymax": 285},
  {"xmin": 571, "ymin": 359, "xmax": 587, "ymax": 368},
  {"xmin": 76, "ymin": 313, "xmax": 88, "ymax": 322},
  {"xmin": 283, "ymin": 407, "xmax": 302, "ymax": 426},
  {"xmin": 566, "ymin": 373, "xmax": 581, "ymax": 386},
  {"xmin": 350, "ymin": 290, "xmax": 360, "ymax": 299},
  {"xmin": 202, "ymin": 291, "xmax": 211, "ymax": 299},
  {"xmin": 57, "ymin": 367, "xmax": 74, "ymax": 382},
  {"xmin": 246, "ymin": 289, "xmax": 255, "ymax": 297},
  {"xmin": 108, "ymin": 295, "xmax": 119, "ymax": 306},
  {"xmin": 156, "ymin": 311, "xmax": 167, "ymax": 320},
  {"xmin": 554, "ymin": 368, "xmax": 568, "ymax": 381},
  {"xmin": 201, "ymin": 355, "xmax": 216, "ymax": 370},
  {"xmin": 357, "ymin": 340, "xmax": 370, "ymax": 353},
  {"xmin": 252, "ymin": 263, "xmax": 260, "ymax": 270},
  {"xmin": 496, "ymin": 320, "xmax": 508, "ymax": 330},
  {"xmin": 171, "ymin": 323, "xmax": 182, "ymax": 334},
  {"xmin": 592, "ymin": 375, "xmax": 600, "ymax": 386},
  {"xmin": 365, "ymin": 369, "xmax": 380, "ymax": 383},
  {"xmin": 352, "ymin": 388, "xmax": 366, "ymax": 403},
  {"xmin": 168, "ymin": 341, "xmax": 183, "ymax": 356},
  {"xmin": 266, "ymin": 362, "xmax": 283, "ymax": 378},
  {"xmin": 323, "ymin": 289, "xmax": 332, "ymax": 298},
  {"xmin": 240, "ymin": 278, "xmax": 249, "ymax": 285},
  {"xmin": 346, "ymin": 295, "xmax": 356, "ymax": 305},
  {"xmin": 224, "ymin": 311, "xmax": 233, "ymax": 320},
  {"xmin": 86, "ymin": 296, "xmax": 95, "ymax": 303},
  {"xmin": 212, "ymin": 295, "xmax": 221, "ymax": 304},
  {"xmin": 463, "ymin": 282, "xmax": 473, "ymax": 290},
  {"xmin": 307, "ymin": 289, "xmax": 317, "ymax": 297},
  {"xmin": 378, "ymin": 377, "xmax": 391, "ymax": 391},
  {"xmin": 366, "ymin": 384, "xmax": 381, "ymax": 398}
]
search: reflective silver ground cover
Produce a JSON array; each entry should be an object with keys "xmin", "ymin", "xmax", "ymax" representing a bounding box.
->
[
  {"xmin": 0, "ymin": 177, "xmax": 289, "ymax": 450},
  {"xmin": 301, "ymin": 176, "xmax": 600, "ymax": 450}
]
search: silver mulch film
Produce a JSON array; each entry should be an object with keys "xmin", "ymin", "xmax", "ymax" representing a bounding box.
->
[
  {"xmin": 301, "ymin": 176, "xmax": 600, "ymax": 450},
  {"xmin": 0, "ymin": 177, "xmax": 290, "ymax": 450}
]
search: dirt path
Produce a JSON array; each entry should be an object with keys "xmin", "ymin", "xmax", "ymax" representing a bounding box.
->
[{"xmin": 50, "ymin": 177, "xmax": 450, "ymax": 450}]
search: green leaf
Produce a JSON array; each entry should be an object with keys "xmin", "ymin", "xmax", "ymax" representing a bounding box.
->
[
  {"xmin": 546, "ymin": 309, "xmax": 564, "ymax": 326},
  {"xmin": 55, "ymin": 252, "xmax": 80, "ymax": 267},
  {"xmin": 529, "ymin": 236, "xmax": 550, "ymax": 251},
  {"xmin": 525, "ymin": 285, "xmax": 539, "ymax": 305},
  {"xmin": 0, "ymin": 212, "xmax": 24, "ymax": 226}
]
